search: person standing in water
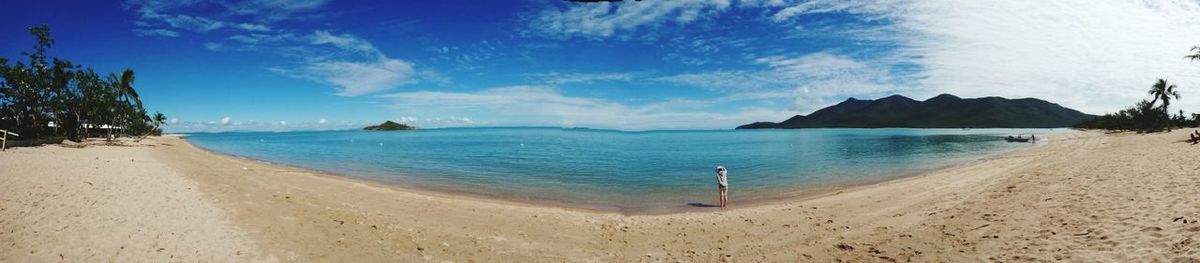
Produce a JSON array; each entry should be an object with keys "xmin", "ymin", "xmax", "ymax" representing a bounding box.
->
[{"xmin": 716, "ymin": 166, "xmax": 729, "ymax": 208}]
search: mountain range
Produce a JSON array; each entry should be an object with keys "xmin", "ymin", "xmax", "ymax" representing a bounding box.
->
[{"xmin": 737, "ymin": 94, "xmax": 1095, "ymax": 129}]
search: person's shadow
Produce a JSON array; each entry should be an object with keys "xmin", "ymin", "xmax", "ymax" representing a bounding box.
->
[{"xmin": 687, "ymin": 202, "xmax": 720, "ymax": 208}]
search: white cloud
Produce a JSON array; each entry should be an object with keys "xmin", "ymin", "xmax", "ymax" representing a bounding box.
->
[
  {"xmin": 769, "ymin": 0, "xmax": 1200, "ymax": 114},
  {"xmin": 228, "ymin": 33, "xmax": 294, "ymax": 45},
  {"xmin": 225, "ymin": 0, "xmax": 330, "ymax": 22},
  {"xmin": 417, "ymin": 70, "xmax": 452, "ymax": 86},
  {"xmin": 166, "ymin": 14, "xmax": 224, "ymax": 31},
  {"xmin": 126, "ymin": 0, "xmax": 327, "ymax": 37},
  {"xmin": 169, "ymin": 118, "xmax": 178, "ymax": 124},
  {"xmin": 379, "ymin": 85, "xmax": 795, "ymax": 130},
  {"xmin": 526, "ymin": 0, "xmax": 733, "ymax": 39},
  {"xmin": 227, "ymin": 35, "xmax": 257, "ymax": 44},
  {"xmin": 531, "ymin": 0, "xmax": 1200, "ymax": 116},
  {"xmin": 203, "ymin": 42, "xmax": 222, "ymax": 50},
  {"xmin": 525, "ymin": 72, "xmax": 637, "ymax": 84},
  {"xmin": 235, "ymin": 23, "xmax": 272, "ymax": 32},
  {"xmin": 769, "ymin": 1, "xmax": 892, "ymax": 23},
  {"xmin": 266, "ymin": 31, "xmax": 426, "ymax": 96},
  {"xmin": 134, "ymin": 7, "xmax": 226, "ymax": 32},
  {"xmin": 753, "ymin": 52, "xmax": 868, "ymax": 79},
  {"xmin": 310, "ymin": 30, "xmax": 385, "ymax": 59},
  {"xmin": 446, "ymin": 116, "xmax": 473, "ymax": 124},
  {"xmin": 770, "ymin": 2, "xmax": 816, "ymax": 22},
  {"xmin": 908, "ymin": 0, "xmax": 1200, "ymax": 114},
  {"xmin": 657, "ymin": 51, "xmax": 907, "ymax": 113},
  {"xmin": 318, "ymin": 118, "xmax": 327, "ymax": 124},
  {"xmin": 133, "ymin": 28, "xmax": 180, "ymax": 37},
  {"xmin": 305, "ymin": 59, "xmax": 417, "ymax": 96},
  {"xmin": 127, "ymin": 2, "xmax": 425, "ymax": 97},
  {"xmin": 220, "ymin": 116, "xmax": 232, "ymax": 125},
  {"xmin": 656, "ymin": 70, "xmax": 775, "ymax": 92},
  {"xmin": 165, "ymin": 119, "xmax": 363, "ymax": 133}
]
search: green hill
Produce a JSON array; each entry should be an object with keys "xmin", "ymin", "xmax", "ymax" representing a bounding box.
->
[
  {"xmin": 363, "ymin": 121, "xmax": 416, "ymax": 131},
  {"xmin": 737, "ymin": 94, "xmax": 1094, "ymax": 129}
]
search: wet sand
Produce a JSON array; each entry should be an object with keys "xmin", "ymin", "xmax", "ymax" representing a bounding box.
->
[{"xmin": 3, "ymin": 130, "xmax": 1200, "ymax": 261}]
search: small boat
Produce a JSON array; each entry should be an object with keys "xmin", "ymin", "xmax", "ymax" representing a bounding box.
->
[{"xmin": 1004, "ymin": 136, "xmax": 1030, "ymax": 143}]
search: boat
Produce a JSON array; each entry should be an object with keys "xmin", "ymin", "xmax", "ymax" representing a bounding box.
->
[{"xmin": 1004, "ymin": 136, "xmax": 1030, "ymax": 143}]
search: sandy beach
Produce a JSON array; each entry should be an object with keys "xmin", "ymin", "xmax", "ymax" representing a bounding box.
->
[{"xmin": 3, "ymin": 130, "xmax": 1200, "ymax": 261}]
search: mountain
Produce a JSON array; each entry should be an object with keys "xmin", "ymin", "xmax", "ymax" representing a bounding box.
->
[
  {"xmin": 363, "ymin": 121, "xmax": 416, "ymax": 131},
  {"xmin": 737, "ymin": 94, "xmax": 1095, "ymax": 129}
]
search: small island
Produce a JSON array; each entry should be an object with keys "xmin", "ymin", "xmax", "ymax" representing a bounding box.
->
[{"xmin": 363, "ymin": 121, "xmax": 416, "ymax": 131}]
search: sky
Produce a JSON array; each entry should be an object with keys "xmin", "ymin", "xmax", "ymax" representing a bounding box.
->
[{"xmin": 4, "ymin": 0, "xmax": 1200, "ymax": 132}]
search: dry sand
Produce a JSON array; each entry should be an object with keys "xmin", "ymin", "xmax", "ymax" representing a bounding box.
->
[
  {"xmin": 0, "ymin": 138, "xmax": 271, "ymax": 262},
  {"xmin": 3, "ymin": 130, "xmax": 1200, "ymax": 262}
]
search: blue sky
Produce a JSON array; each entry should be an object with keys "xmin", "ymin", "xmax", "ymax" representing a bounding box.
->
[{"xmin": 4, "ymin": 0, "xmax": 1200, "ymax": 132}]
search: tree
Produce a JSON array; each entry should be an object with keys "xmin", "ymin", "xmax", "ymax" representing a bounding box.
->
[
  {"xmin": 1188, "ymin": 46, "xmax": 1200, "ymax": 62},
  {"xmin": 0, "ymin": 25, "xmax": 70, "ymax": 138},
  {"xmin": 109, "ymin": 69, "xmax": 142, "ymax": 136},
  {"xmin": 1075, "ymin": 79, "xmax": 1184, "ymax": 132},
  {"xmin": 1148, "ymin": 79, "xmax": 1180, "ymax": 112},
  {"xmin": 1147, "ymin": 79, "xmax": 1181, "ymax": 131},
  {"xmin": 152, "ymin": 111, "xmax": 166, "ymax": 135},
  {"xmin": 1, "ymin": 25, "xmax": 160, "ymax": 142},
  {"xmin": 115, "ymin": 69, "xmax": 140, "ymax": 110}
]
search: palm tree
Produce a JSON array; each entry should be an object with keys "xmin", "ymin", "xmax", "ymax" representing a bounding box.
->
[
  {"xmin": 152, "ymin": 111, "xmax": 166, "ymax": 134},
  {"xmin": 109, "ymin": 69, "xmax": 140, "ymax": 136},
  {"xmin": 1147, "ymin": 79, "xmax": 1181, "ymax": 131},
  {"xmin": 115, "ymin": 69, "xmax": 141, "ymax": 109},
  {"xmin": 1188, "ymin": 46, "xmax": 1200, "ymax": 62},
  {"xmin": 1147, "ymin": 79, "xmax": 1180, "ymax": 111}
]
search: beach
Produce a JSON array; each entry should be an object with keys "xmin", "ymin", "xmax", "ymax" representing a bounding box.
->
[{"xmin": 3, "ymin": 130, "xmax": 1200, "ymax": 261}]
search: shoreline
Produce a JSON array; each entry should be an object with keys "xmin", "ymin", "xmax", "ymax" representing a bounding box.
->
[
  {"xmin": 182, "ymin": 138, "xmax": 638, "ymax": 215},
  {"xmin": 8, "ymin": 129, "xmax": 1199, "ymax": 261},
  {"xmin": 179, "ymin": 132, "xmax": 1049, "ymax": 215}
]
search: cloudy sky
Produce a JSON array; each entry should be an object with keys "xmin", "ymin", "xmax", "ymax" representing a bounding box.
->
[{"xmin": 4, "ymin": 0, "xmax": 1200, "ymax": 131}]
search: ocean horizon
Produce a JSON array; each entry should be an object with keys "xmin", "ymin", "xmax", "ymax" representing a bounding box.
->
[{"xmin": 184, "ymin": 127, "xmax": 1067, "ymax": 212}]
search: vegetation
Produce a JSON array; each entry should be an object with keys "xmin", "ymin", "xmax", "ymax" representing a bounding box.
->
[
  {"xmin": 1075, "ymin": 44, "xmax": 1200, "ymax": 132},
  {"xmin": 738, "ymin": 94, "xmax": 1094, "ymax": 129},
  {"xmin": 1074, "ymin": 78, "xmax": 1198, "ymax": 131},
  {"xmin": 363, "ymin": 121, "xmax": 416, "ymax": 131},
  {"xmin": 0, "ymin": 25, "xmax": 163, "ymax": 141}
]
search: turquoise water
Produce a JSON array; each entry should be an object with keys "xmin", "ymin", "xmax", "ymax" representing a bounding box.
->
[{"xmin": 185, "ymin": 127, "xmax": 1064, "ymax": 212}]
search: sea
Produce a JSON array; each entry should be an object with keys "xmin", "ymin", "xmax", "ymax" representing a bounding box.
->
[{"xmin": 184, "ymin": 127, "xmax": 1066, "ymax": 213}]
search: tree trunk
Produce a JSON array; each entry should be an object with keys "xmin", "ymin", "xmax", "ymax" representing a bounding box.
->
[{"xmin": 105, "ymin": 115, "xmax": 112, "ymax": 141}]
